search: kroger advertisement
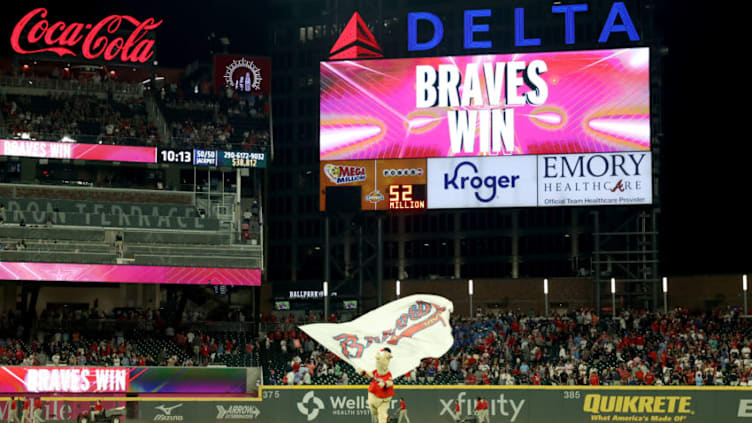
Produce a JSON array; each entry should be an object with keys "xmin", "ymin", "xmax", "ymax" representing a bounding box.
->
[
  {"xmin": 320, "ymin": 48, "xmax": 649, "ymax": 161},
  {"xmin": 427, "ymin": 156, "xmax": 537, "ymax": 209}
]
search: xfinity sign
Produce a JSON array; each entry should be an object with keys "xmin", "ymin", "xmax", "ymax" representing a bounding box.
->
[
  {"xmin": 428, "ymin": 156, "xmax": 536, "ymax": 209},
  {"xmin": 538, "ymin": 152, "xmax": 652, "ymax": 207}
]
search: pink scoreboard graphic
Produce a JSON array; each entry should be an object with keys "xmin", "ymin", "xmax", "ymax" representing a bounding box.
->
[
  {"xmin": 320, "ymin": 48, "xmax": 650, "ymax": 160},
  {"xmin": 0, "ymin": 139, "xmax": 156, "ymax": 163},
  {"xmin": 0, "ymin": 262, "xmax": 261, "ymax": 286}
]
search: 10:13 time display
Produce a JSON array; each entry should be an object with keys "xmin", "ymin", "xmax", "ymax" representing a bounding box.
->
[{"xmin": 159, "ymin": 149, "xmax": 192, "ymax": 164}]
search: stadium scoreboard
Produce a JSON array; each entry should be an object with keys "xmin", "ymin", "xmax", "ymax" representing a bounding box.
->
[
  {"xmin": 157, "ymin": 148, "xmax": 267, "ymax": 168},
  {"xmin": 319, "ymin": 47, "xmax": 652, "ymax": 212}
]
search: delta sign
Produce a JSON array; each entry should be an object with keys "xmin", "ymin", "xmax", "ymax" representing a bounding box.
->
[{"xmin": 328, "ymin": 2, "xmax": 642, "ymax": 60}]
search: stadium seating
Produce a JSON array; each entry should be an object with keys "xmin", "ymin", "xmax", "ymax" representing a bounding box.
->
[{"xmin": 4, "ymin": 308, "xmax": 752, "ymax": 386}]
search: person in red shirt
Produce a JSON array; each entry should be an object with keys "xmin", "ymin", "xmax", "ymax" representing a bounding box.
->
[
  {"xmin": 483, "ymin": 398, "xmax": 491, "ymax": 422},
  {"xmin": 465, "ymin": 372, "xmax": 477, "ymax": 385},
  {"xmin": 398, "ymin": 397, "xmax": 410, "ymax": 423},
  {"xmin": 453, "ymin": 400, "xmax": 462, "ymax": 423},
  {"xmin": 531, "ymin": 372, "xmax": 541, "ymax": 385},
  {"xmin": 474, "ymin": 398, "xmax": 489, "ymax": 423},
  {"xmin": 91, "ymin": 400, "xmax": 104, "ymax": 421},
  {"xmin": 645, "ymin": 372, "xmax": 656, "ymax": 385},
  {"xmin": 8, "ymin": 396, "xmax": 18, "ymax": 423},
  {"xmin": 33, "ymin": 397, "xmax": 43, "ymax": 423},
  {"xmin": 22, "ymin": 398, "xmax": 32, "ymax": 423},
  {"xmin": 589, "ymin": 371, "xmax": 600, "ymax": 386}
]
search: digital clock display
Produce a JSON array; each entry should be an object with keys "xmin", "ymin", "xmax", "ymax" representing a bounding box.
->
[
  {"xmin": 158, "ymin": 149, "xmax": 192, "ymax": 164},
  {"xmin": 388, "ymin": 184, "xmax": 426, "ymax": 210}
]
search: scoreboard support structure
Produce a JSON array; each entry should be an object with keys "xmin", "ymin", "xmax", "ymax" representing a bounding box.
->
[{"xmin": 323, "ymin": 211, "xmax": 385, "ymax": 313}]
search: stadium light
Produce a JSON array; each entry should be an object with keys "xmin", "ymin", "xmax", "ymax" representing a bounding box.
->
[
  {"xmin": 611, "ymin": 278, "xmax": 616, "ymax": 318},
  {"xmin": 323, "ymin": 281, "xmax": 329, "ymax": 319},
  {"xmin": 468, "ymin": 279, "xmax": 474, "ymax": 317},
  {"xmin": 744, "ymin": 275, "xmax": 749, "ymax": 316},
  {"xmin": 396, "ymin": 280, "xmax": 401, "ymax": 299},
  {"xmin": 662, "ymin": 277, "xmax": 668, "ymax": 314},
  {"xmin": 543, "ymin": 279, "xmax": 549, "ymax": 318}
]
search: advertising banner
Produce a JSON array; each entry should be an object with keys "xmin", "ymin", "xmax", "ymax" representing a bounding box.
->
[
  {"xmin": 538, "ymin": 151, "xmax": 652, "ymax": 207},
  {"xmin": 5, "ymin": 386, "xmax": 750, "ymax": 423},
  {"xmin": 0, "ymin": 263, "xmax": 262, "ymax": 286},
  {"xmin": 0, "ymin": 139, "xmax": 156, "ymax": 163},
  {"xmin": 186, "ymin": 150, "xmax": 267, "ymax": 168},
  {"xmin": 0, "ymin": 367, "xmax": 253, "ymax": 394},
  {"xmin": 0, "ymin": 398, "xmax": 126, "ymax": 423},
  {"xmin": 139, "ymin": 401, "xmax": 261, "ymax": 422},
  {"xmin": 427, "ymin": 156, "xmax": 537, "ymax": 209},
  {"xmin": 319, "ymin": 158, "xmax": 427, "ymax": 211},
  {"xmin": 321, "ymin": 48, "xmax": 650, "ymax": 161},
  {"xmin": 257, "ymin": 386, "xmax": 752, "ymax": 423}
]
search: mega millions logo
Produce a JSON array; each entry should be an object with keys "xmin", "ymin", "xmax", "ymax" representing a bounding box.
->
[
  {"xmin": 224, "ymin": 58, "xmax": 262, "ymax": 92},
  {"xmin": 324, "ymin": 164, "xmax": 366, "ymax": 185}
]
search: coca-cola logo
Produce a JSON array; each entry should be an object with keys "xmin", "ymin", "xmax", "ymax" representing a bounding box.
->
[{"xmin": 10, "ymin": 8, "xmax": 163, "ymax": 63}]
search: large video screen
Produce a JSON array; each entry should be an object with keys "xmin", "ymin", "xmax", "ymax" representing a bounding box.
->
[{"xmin": 320, "ymin": 48, "xmax": 649, "ymax": 161}]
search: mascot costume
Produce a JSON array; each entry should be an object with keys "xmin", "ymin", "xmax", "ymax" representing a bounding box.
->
[
  {"xmin": 299, "ymin": 295, "xmax": 455, "ymax": 423},
  {"xmin": 357, "ymin": 348, "xmax": 395, "ymax": 423}
]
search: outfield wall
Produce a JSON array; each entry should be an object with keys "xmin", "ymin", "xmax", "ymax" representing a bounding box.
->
[{"xmin": 4, "ymin": 385, "xmax": 752, "ymax": 423}]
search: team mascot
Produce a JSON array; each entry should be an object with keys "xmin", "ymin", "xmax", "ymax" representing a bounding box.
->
[{"xmin": 357, "ymin": 347, "xmax": 395, "ymax": 423}]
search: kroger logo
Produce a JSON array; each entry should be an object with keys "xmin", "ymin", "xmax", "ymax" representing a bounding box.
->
[{"xmin": 443, "ymin": 161, "xmax": 520, "ymax": 202}]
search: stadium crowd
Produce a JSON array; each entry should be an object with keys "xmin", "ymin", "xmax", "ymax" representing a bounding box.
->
[
  {"xmin": 5, "ymin": 306, "xmax": 751, "ymax": 387},
  {"xmin": 0, "ymin": 308, "xmax": 258, "ymax": 368},
  {"xmin": 262, "ymin": 307, "xmax": 752, "ymax": 386},
  {"xmin": 0, "ymin": 72, "xmax": 270, "ymax": 152},
  {"xmin": 3, "ymin": 93, "xmax": 159, "ymax": 146}
]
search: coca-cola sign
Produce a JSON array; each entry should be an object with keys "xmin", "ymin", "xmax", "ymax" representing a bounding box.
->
[{"xmin": 10, "ymin": 8, "xmax": 162, "ymax": 63}]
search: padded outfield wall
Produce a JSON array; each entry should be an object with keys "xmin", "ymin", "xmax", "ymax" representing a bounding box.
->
[{"xmin": 4, "ymin": 385, "xmax": 752, "ymax": 422}]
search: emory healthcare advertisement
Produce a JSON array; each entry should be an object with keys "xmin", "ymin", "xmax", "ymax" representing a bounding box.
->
[{"xmin": 320, "ymin": 48, "xmax": 649, "ymax": 160}]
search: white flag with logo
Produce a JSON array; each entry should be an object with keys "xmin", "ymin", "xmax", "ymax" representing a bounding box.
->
[{"xmin": 300, "ymin": 294, "xmax": 454, "ymax": 377}]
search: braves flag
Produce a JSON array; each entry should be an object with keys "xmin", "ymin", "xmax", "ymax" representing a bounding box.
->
[{"xmin": 300, "ymin": 294, "xmax": 454, "ymax": 377}]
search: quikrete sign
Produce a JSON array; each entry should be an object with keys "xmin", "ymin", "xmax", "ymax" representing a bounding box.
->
[
  {"xmin": 10, "ymin": 8, "xmax": 162, "ymax": 63},
  {"xmin": 408, "ymin": 2, "xmax": 639, "ymax": 51}
]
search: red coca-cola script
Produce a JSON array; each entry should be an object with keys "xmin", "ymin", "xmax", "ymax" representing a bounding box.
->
[{"xmin": 10, "ymin": 8, "xmax": 163, "ymax": 63}]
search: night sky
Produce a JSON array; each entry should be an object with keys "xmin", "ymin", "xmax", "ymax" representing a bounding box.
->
[{"xmin": 1, "ymin": 1, "xmax": 746, "ymax": 276}]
